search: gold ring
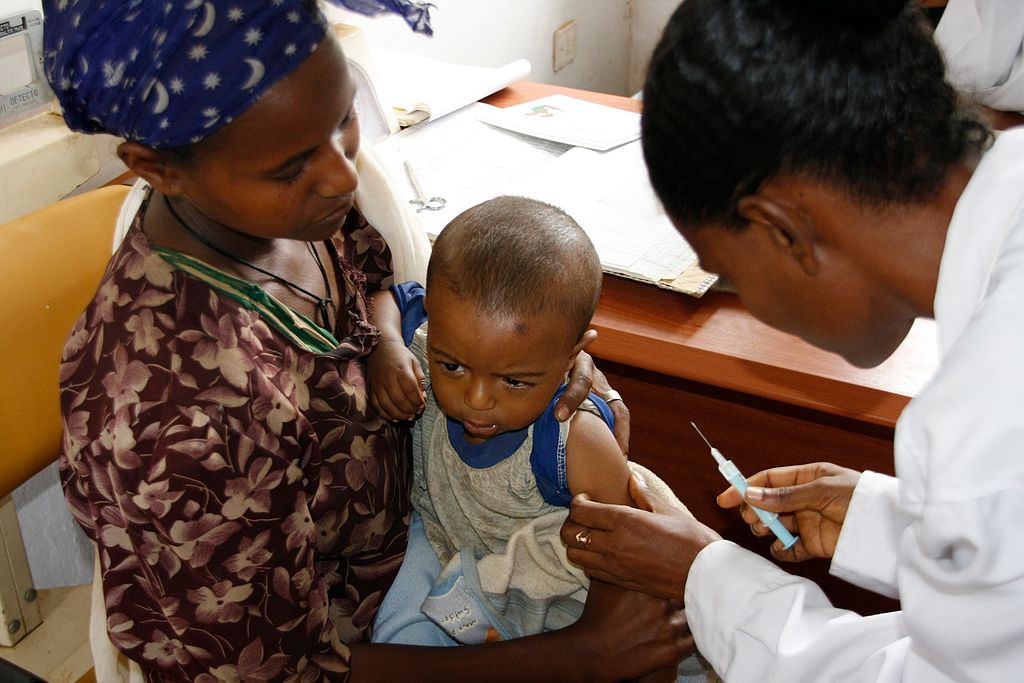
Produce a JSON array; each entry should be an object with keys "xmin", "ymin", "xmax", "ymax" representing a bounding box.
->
[
  {"xmin": 575, "ymin": 528, "xmax": 592, "ymax": 547},
  {"xmin": 600, "ymin": 389, "xmax": 622, "ymax": 403}
]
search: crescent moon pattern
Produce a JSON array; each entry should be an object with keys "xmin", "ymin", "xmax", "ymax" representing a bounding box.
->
[
  {"xmin": 149, "ymin": 79, "xmax": 170, "ymax": 114},
  {"xmin": 242, "ymin": 58, "xmax": 266, "ymax": 90},
  {"xmin": 47, "ymin": 0, "xmax": 332, "ymax": 146},
  {"xmin": 193, "ymin": 3, "xmax": 217, "ymax": 38}
]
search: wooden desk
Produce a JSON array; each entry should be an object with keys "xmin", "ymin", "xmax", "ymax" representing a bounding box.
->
[{"xmin": 485, "ymin": 82, "xmax": 938, "ymax": 615}]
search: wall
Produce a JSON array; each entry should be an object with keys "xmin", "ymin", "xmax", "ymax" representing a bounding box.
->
[{"xmin": 627, "ymin": 0, "xmax": 681, "ymax": 95}]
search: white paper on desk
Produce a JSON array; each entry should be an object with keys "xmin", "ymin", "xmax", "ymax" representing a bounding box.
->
[
  {"xmin": 372, "ymin": 48, "xmax": 532, "ymax": 127},
  {"xmin": 477, "ymin": 94, "xmax": 641, "ymax": 151},
  {"xmin": 373, "ymin": 102, "xmax": 571, "ymax": 239},
  {"xmin": 522, "ymin": 142, "xmax": 718, "ymax": 296}
]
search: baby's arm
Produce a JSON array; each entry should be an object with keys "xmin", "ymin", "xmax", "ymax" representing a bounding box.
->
[
  {"xmin": 367, "ymin": 290, "xmax": 426, "ymax": 421},
  {"xmin": 566, "ymin": 410, "xmax": 633, "ymax": 506},
  {"xmin": 566, "ymin": 411, "xmax": 679, "ymax": 683}
]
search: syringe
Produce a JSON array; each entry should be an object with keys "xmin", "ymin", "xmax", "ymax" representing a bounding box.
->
[{"xmin": 692, "ymin": 422, "xmax": 798, "ymax": 550}]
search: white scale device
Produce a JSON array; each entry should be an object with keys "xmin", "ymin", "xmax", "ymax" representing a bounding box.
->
[{"xmin": 0, "ymin": 10, "xmax": 55, "ymax": 129}]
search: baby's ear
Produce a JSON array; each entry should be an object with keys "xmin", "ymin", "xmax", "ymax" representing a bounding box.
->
[
  {"xmin": 563, "ymin": 329, "xmax": 598, "ymax": 373},
  {"xmin": 573, "ymin": 329, "xmax": 598, "ymax": 356}
]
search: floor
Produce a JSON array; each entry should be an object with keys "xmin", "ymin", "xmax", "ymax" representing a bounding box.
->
[{"xmin": 0, "ymin": 584, "xmax": 94, "ymax": 683}]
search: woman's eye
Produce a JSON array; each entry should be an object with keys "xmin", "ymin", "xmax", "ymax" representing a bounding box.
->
[{"xmin": 274, "ymin": 163, "xmax": 306, "ymax": 184}]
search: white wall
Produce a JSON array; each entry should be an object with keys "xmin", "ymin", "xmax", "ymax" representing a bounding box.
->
[
  {"xmin": 328, "ymin": 0, "xmax": 634, "ymax": 96},
  {"xmin": 628, "ymin": 0, "xmax": 681, "ymax": 95}
]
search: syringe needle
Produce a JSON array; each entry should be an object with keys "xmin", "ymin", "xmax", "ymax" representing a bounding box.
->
[
  {"xmin": 692, "ymin": 419, "xmax": 798, "ymax": 550},
  {"xmin": 691, "ymin": 422, "xmax": 712, "ymax": 449}
]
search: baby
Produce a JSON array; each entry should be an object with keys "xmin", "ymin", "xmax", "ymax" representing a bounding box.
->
[{"xmin": 369, "ymin": 196, "xmax": 701, "ymax": 680}]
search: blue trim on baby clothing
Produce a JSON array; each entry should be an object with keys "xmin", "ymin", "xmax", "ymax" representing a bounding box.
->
[
  {"xmin": 530, "ymin": 387, "xmax": 616, "ymax": 506},
  {"xmin": 447, "ymin": 419, "xmax": 530, "ymax": 468},
  {"xmin": 390, "ymin": 281, "xmax": 427, "ymax": 346}
]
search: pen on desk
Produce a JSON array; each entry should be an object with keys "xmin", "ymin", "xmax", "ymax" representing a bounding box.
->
[
  {"xmin": 691, "ymin": 422, "xmax": 799, "ymax": 550},
  {"xmin": 404, "ymin": 159, "xmax": 447, "ymax": 212}
]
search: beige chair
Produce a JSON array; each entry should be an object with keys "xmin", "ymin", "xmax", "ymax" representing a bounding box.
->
[{"xmin": 0, "ymin": 185, "xmax": 131, "ymax": 682}]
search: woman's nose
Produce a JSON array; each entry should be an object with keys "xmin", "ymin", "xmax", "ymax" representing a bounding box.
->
[{"xmin": 315, "ymin": 132, "xmax": 358, "ymax": 197}]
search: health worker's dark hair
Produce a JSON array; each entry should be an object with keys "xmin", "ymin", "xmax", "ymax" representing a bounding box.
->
[
  {"xmin": 427, "ymin": 195, "xmax": 602, "ymax": 345},
  {"xmin": 641, "ymin": 0, "xmax": 992, "ymax": 230}
]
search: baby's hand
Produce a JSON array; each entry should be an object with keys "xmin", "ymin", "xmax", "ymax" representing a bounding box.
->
[{"xmin": 368, "ymin": 340, "xmax": 426, "ymax": 421}]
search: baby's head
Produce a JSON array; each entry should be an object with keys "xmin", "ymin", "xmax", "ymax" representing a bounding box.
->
[{"xmin": 424, "ymin": 196, "xmax": 602, "ymax": 443}]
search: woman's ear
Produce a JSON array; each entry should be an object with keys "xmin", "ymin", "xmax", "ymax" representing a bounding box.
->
[
  {"xmin": 736, "ymin": 194, "xmax": 820, "ymax": 276},
  {"xmin": 116, "ymin": 141, "xmax": 186, "ymax": 195}
]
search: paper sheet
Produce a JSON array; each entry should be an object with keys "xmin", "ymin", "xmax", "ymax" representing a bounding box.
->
[
  {"xmin": 523, "ymin": 143, "xmax": 717, "ymax": 296},
  {"xmin": 372, "ymin": 48, "xmax": 532, "ymax": 126},
  {"xmin": 374, "ymin": 102, "xmax": 571, "ymax": 239},
  {"xmin": 477, "ymin": 94, "xmax": 641, "ymax": 151},
  {"xmin": 372, "ymin": 104, "xmax": 716, "ymax": 297}
]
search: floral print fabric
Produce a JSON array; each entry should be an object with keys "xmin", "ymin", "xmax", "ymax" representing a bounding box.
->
[{"xmin": 59, "ymin": 207, "xmax": 411, "ymax": 682}]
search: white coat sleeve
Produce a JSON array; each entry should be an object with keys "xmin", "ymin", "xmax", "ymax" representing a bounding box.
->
[
  {"xmin": 830, "ymin": 471, "xmax": 904, "ymax": 599},
  {"xmin": 685, "ymin": 541, "xmax": 909, "ymax": 683}
]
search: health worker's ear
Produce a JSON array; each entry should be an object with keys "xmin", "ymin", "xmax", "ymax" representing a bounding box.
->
[
  {"xmin": 736, "ymin": 193, "xmax": 820, "ymax": 277},
  {"xmin": 563, "ymin": 328, "xmax": 598, "ymax": 373},
  {"xmin": 116, "ymin": 141, "xmax": 189, "ymax": 196}
]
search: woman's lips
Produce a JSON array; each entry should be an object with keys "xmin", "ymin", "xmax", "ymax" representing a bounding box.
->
[{"xmin": 317, "ymin": 198, "xmax": 354, "ymax": 227}]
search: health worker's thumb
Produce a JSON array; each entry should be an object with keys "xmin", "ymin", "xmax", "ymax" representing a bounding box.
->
[{"xmin": 744, "ymin": 482, "xmax": 814, "ymax": 514}]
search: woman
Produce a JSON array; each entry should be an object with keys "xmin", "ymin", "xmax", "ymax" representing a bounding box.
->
[
  {"xmin": 562, "ymin": 0, "xmax": 1024, "ymax": 681},
  {"xmin": 47, "ymin": 1, "xmax": 689, "ymax": 680}
]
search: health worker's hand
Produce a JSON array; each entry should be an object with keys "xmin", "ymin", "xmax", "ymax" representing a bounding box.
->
[
  {"xmin": 562, "ymin": 475, "xmax": 721, "ymax": 601},
  {"xmin": 556, "ymin": 350, "xmax": 631, "ymax": 456},
  {"xmin": 367, "ymin": 339, "xmax": 426, "ymax": 422},
  {"xmin": 717, "ymin": 462, "xmax": 861, "ymax": 562}
]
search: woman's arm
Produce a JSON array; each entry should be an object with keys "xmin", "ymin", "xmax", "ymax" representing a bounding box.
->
[{"xmin": 352, "ymin": 583, "xmax": 692, "ymax": 682}]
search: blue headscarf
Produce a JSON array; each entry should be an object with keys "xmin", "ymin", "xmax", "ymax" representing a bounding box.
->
[{"xmin": 43, "ymin": 0, "xmax": 433, "ymax": 148}]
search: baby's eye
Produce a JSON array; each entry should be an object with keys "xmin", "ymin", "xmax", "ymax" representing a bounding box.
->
[
  {"xmin": 503, "ymin": 377, "xmax": 530, "ymax": 389},
  {"xmin": 441, "ymin": 362, "xmax": 462, "ymax": 373}
]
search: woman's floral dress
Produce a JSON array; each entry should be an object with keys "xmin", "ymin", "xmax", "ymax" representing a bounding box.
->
[{"xmin": 59, "ymin": 206, "xmax": 411, "ymax": 682}]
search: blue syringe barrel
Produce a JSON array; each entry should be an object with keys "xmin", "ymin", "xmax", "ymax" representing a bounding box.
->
[{"xmin": 718, "ymin": 459, "xmax": 798, "ymax": 550}]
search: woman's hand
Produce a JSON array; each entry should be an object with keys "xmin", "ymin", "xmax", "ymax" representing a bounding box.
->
[
  {"xmin": 572, "ymin": 579, "xmax": 694, "ymax": 681},
  {"xmin": 562, "ymin": 475, "xmax": 721, "ymax": 600},
  {"xmin": 556, "ymin": 350, "xmax": 631, "ymax": 456},
  {"xmin": 366, "ymin": 340, "xmax": 426, "ymax": 421},
  {"xmin": 717, "ymin": 462, "xmax": 861, "ymax": 562}
]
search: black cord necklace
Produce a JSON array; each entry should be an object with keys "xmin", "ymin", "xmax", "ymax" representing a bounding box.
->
[{"xmin": 163, "ymin": 195, "xmax": 336, "ymax": 331}]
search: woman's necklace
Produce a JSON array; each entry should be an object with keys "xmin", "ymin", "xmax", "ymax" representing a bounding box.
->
[{"xmin": 162, "ymin": 195, "xmax": 337, "ymax": 331}]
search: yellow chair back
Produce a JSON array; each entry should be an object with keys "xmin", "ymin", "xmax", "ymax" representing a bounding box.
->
[{"xmin": 0, "ymin": 185, "xmax": 130, "ymax": 499}]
